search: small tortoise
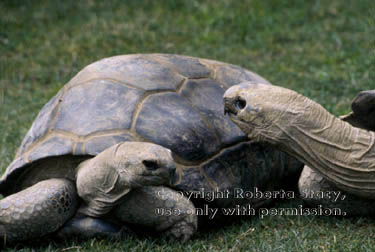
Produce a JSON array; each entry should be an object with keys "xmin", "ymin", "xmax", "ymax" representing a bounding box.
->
[
  {"xmin": 224, "ymin": 83, "xmax": 375, "ymax": 215},
  {"xmin": 0, "ymin": 54, "xmax": 302, "ymax": 245}
]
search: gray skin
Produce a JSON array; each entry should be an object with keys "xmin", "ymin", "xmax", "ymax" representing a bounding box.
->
[
  {"xmin": 0, "ymin": 54, "xmax": 302, "ymax": 245},
  {"xmin": 224, "ymin": 82, "xmax": 375, "ymax": 215}
]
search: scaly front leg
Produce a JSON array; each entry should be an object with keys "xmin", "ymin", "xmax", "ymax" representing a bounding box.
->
[{"xmin": 0, "ymin": 179, "xmax": 77, "ymax": 246}]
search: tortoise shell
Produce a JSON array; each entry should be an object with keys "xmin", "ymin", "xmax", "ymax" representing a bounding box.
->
[{"xmin": 0, "ymin": 54, "xmax": 297, "ymax": 200}]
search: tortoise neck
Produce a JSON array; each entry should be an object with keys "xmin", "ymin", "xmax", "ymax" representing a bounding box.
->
[{"xmin": 274, "ymin": 97, "xmax": 375, "ymax": 198}]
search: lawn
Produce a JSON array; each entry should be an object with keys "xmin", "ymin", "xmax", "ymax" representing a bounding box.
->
[{"xmin": 0, "ymin": 0, "xmax": 374, "ymax": 251}]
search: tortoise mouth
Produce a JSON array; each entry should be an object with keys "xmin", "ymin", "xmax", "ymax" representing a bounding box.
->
[
  {"xmin": 228, "ymin": 115, "xmax": 257, "ymax": 137},
  {"xmin": 224, "ymin": 96, "xmax": 247, "ymax": 117}
]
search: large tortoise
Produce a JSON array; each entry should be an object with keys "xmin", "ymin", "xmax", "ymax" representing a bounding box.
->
[
  {"xmin": 0, "ymin": 54, "xmax": 302, "ymax": 244},
  {"xmin": 224, "ymin": 83, "xmax": 375, "ymax": 216}
]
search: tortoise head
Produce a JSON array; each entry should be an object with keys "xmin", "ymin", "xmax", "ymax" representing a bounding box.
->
[
  {"xmin": 223, "ymin": 82, "xmax": 300, "ymax": 143},
  {"xmin": 76, "ymin": 142, "xmax": 177, "ymax": 216},
  {"xmin": 112, "ymin": 142, "xmax": 178, "ymax": 187},
  {"xmin": 223, "ymin": 83, "xmax": 277, "ymax": 133}
]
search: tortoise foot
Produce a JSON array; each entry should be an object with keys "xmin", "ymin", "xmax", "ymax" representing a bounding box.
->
[
  {"xmin": 162, "ymin": 217, "xmax": 197, "ymax": 243},
  {"xmin": 55, "ymin": 216, "xmax": 131, "ymax": 240},
  {"xmin": 114, "ymin": 186, "xmax": 198, "ymax": 242}
]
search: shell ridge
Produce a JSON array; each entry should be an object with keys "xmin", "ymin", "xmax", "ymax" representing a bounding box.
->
[
  {"xmin": 130, "ymin": 90, "xmax": 177, "ymax": 132},
  {"xmin": 68, "ymin": 77, "xmax": 145, "ymax": 91}
]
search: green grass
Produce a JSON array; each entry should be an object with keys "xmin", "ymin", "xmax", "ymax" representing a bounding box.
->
[{"xmin": 0, "ymin": 0, "xmax": 374, "ymax": 251}]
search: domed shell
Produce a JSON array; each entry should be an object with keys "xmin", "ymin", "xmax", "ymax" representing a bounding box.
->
[{"xmin": 0, "ymin": 54, "xmax": 270, "ymax": 192}]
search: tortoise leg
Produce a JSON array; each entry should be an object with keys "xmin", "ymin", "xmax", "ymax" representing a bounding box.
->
[
  {"xmin": 113, "ymin": 186, "xmax": 197, "ymax": 242},
  {"xmin": 298, "ymin": 166, "xmax": 375, "ymax": 215},
  {"xmin": 0, "ymin": 178, "xmax": 77, "ymax": 245}
]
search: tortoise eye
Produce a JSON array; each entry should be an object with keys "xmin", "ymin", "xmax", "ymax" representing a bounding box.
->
[
  {"xmin": 235, "ymin": 97, "xmax": 246, "ymax": 110},
  {"xmin": 143, "ymin": 160, "xmax": 159, "ymax": 171}
]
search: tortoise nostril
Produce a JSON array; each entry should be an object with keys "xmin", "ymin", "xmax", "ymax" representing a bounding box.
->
[
  {"xmin": 235, "ymin": 97, "xmax": 246, "ymax": 110},
  {"xmin": 143, "ymin": 160, "xmax": 159, "ymax": 171}
]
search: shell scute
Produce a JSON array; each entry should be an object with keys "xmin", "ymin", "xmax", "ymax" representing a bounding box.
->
[
  {"xmin": 214, "ymin": 64, "xmax": 270, "ymax": 89},
  {"xmin": 28, "ymin": 137, "xmax": 74, "ymax": 162},
  {"xmin": 83, "ymin": 133, "xmax": 135, "ymax": 156},
  {"xmin": 17, "ymin": 90, "xmax": 64, "ymax": 157},
  {"xmin": 152, "ymin": 54, "xmax": 211, "ymax": 79},
  {"xmin": 70, "ymin": 55, "xmax": 184, "ymax": 91},
  {"xmin": 135, "ymin": 92, "xmax": 220, "ymax": 162},
  {"xmin": 53, "ymin": 79, "xmax": 143, "ymax": 136}
]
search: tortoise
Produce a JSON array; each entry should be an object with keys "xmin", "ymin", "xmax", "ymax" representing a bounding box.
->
[
  {"xmin": 224, "ymin": 83, "xmax": 375, "ymax": 215},
  {"xmin": 0, "ymin": 54, "xmax": 302, "ymax": 245}
]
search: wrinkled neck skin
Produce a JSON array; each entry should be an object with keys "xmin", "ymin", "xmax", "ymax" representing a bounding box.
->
[{"xmin": 253, "ymin": 94, "xmax": 375, "ymax": 199}]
